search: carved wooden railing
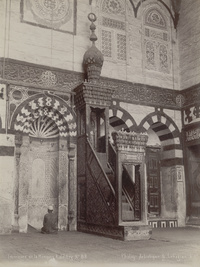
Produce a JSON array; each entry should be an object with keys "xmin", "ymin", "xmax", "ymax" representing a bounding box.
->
[
  {"xmin": 86, "ymin": 138, "xmax": 117, "ymax": 225},
  {"xmin": 77, "ymin": 135, "xmax": 87, "ymax": 222},
  {"xmin": 108, "ymin": 141, "xmax": 116, "ymax": 174},
  {"xmin": 134, "ymin": 165, "xmax": 141, "ymax": 220}
]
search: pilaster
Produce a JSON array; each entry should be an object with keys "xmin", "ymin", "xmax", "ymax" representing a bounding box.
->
[
  {"xmin": 13, "ymin": 133, "xmax": 22, "ymax": 232},
  {"xmin": 58, "ymin": 139, "xmax": 69, "ymax": 231},
  {"xmin": 18, "ymin": 135, "xmax": 30, "ymax": 233},
  {"xmin": 68, "ymin": 143, "xmax": 77, "ymax": 231}
]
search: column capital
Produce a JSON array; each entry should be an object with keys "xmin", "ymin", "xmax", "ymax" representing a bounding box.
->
[{"xmin": 15, "ymin": 133, "xmax": 22, "ymax": 147}]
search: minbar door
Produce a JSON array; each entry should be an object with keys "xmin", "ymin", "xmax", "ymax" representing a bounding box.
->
[{"xmin": 146, "ymin": 147, "xmax": 161, "ymax": 216}]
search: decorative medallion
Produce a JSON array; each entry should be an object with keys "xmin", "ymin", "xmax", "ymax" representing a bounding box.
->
[
  {"xmin": 41, "ymin": 70, "xmax": 57, "ymax": 86},
  {"xmin": 21, "ymin": 0, "xmax": 76, "ymax": 34},
  {"xmin": 9, "ymin": 86, "xmax": 29, "ymax": 105},
  {"xmin": 27, "ymin": 0, "xmax": 71, "ymax": 28}
]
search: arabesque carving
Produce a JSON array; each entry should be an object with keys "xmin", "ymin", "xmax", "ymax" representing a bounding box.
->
[
  {"xmin": 1, "ymin": 59, "xmax": 199, "ymax": 109},
  {"xmin": 112, "ymin": 130, "xmax": 148, "ymax": 152}
]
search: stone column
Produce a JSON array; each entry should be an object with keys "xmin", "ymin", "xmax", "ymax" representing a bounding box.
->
[
  {"xmin": 13, "ymin": 134, "xmax": 22, "ymax": 232},
  {"xmin": 58, "ymin": 139, "xmax": 69, "ymax": 231},
  {"xmin": 68, "ymin": 142, "xmax": 77, "ymax": 231}
]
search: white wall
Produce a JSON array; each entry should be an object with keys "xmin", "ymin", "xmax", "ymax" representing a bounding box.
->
[{"xmin": 0, "ymin": 0, "xmax": 180, "ymax": 89}]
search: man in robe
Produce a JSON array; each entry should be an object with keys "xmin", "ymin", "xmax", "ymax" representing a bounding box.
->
[{"xmin": 41, "ymin": 206, "xmax": 58, "ymax": 234}]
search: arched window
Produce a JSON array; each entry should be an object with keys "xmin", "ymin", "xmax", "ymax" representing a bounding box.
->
[
  {"xmin": 143, "ymin": 7, "xmax": 171, "ymax": 74},
  {"xmin": 99, "ymin": 0, "xmax": 127, "ymax": 62}
]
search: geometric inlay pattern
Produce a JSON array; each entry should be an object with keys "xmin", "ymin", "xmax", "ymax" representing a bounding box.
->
[
  {"xmin": 117, "ymin": 34, "xmax": 126, "ymax": 61},
  {"xmin": 86, "ymin": 140, "xmax": 117, "ymax": 225},
  {"xmin": 159, "ymin": 44, "xmax": 169, "ymax": 73},
  {"xmin": 102, "ymin": 0, "xmax": 125, "ymax": 15},
  {"xmin": 145, "ymin": 41, "xmax": 156, "ymax": 70},
  {"xmin": 29, "ymin": 115, "xmax": 59, "ymax": 138},
  {"xmin": 148, "ymin": 220, "xmax": 178, "ymax": 228},
  {"xmin": 14, "ymin": 96, "xmax": 76, "ymax": 137},
  {"xmin": 102, "ymin": 17, "xmax": 125, "ymax": 30},
  {"xmin": 102, "ymin": 30, "xmax": 112, "ymax": 57},
  {"xmin": 145, "ymin": 28, "xmax": 168, "ymax": 42}
]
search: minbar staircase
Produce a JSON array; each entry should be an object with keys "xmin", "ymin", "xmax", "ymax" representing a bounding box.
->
[{"xmin": 77, "ymin": 136, "xmax": 151, "ymax": 241}]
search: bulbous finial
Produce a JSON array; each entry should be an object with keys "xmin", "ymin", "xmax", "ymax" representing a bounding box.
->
[
  {"xmin": 88, "ymin": 13, "xmax": 97, "ymax": 43},
  {"xmin": 83, "ymin": 13, "xmax": 104, "ymax": 82}
]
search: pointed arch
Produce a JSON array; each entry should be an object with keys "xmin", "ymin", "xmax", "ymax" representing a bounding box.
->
[
  {"xmin": 139, "ymin": 111, "xmax": 183, "ymax": 165},
  {"xmin": 10, "ymin": 94, "xmax": 77, "ymax": 138},
  {"xmin": 139, "ymin": 112, "xmax": 180, "ymax": 143},
  {"xmin": 109, "ymin": 105, "xmax": 137, "ymax": 132}
]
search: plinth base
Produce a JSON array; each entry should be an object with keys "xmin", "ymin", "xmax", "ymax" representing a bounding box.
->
[{"xmin": 78, "ymin": 222, "xmax": 152, "ymax": 241}]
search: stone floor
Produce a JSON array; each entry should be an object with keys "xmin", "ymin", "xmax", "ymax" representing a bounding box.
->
[{"xmin": 0, "ymin": 226, "xmax": 200, "ymax": 267}]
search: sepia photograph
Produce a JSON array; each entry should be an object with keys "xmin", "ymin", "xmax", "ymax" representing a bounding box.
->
[{"xmin": 0, "ymin": 0, "xmax": 200, "ymax": 266}]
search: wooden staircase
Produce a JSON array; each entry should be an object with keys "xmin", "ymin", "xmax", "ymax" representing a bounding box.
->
[{"xmin": 77, "ymin": 138, "xmax": 151, "ymax": 241}]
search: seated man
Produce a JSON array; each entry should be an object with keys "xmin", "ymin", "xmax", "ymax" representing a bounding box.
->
[{"xmin": 41, "ymin": 206, "xmax": 58, "ymax": 234}]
